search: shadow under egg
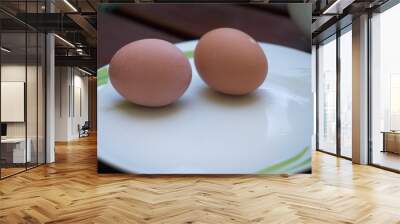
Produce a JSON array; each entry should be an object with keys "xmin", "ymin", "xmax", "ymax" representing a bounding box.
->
[
  {"xmin": 113, "ymin": 97, "xmax": 189, "ymax": 120},
  {"xmin": 198, "ymin": 87, "xmax": 265, "ymax": 108}
]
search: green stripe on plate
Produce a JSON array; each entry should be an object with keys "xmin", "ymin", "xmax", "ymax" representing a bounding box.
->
[
  {"xmin": 286, "ymin": 157, "xmax": 311, "ymax": 173},
  {"xmin": 257, "ymin": 147, "xmax": 309, "ymax": 174},
  {"xmin": 97, "ymin": 65, "xmax": 109, "ymax": 86},
  {"xmin": 184, "ymin": 50, "xmax": 194, "ymax": 59}
]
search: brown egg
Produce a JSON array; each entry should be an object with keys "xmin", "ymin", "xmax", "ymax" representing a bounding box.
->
[
  {"xmin": 194, "ymin": 28, "xmax": 268, "ymax": 95},
  {"xmin": 109, "ymin": 39, "xmax": 192, "ymax": 107}
]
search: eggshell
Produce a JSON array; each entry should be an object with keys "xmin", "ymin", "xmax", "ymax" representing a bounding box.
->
[
  {"xmin": 194, "ymin": 28, "xmax": 268, "ymax": 95},
  {"xmin": 109, "ymin": 39, "xmax": 192, "ymax": 107}
]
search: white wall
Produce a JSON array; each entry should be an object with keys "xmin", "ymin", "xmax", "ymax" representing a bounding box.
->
[
  {"xmin": 55, "ymin": 66, "xmax": 70, "ymax": 141},
  {"xmin": 1, "ymin": 63, "xmax": 46, "ymax": 164},
  {"xmin": 1, "ymin": 82, "xmax": 25, "ymax": 122},
  {"xmin": 71, "ymin": 73, "xmax": 89, "ymax": 138},
  {"xmin": 55, "ymin": 67, "xmax": 89, "ymax": 141},
  {"xmin": 1, "ymin": 65, "xmax": 26, "ymax": 136},
  {"xmin": 1, "ymin": 65, "xmax": 38, "ymax": 138}
]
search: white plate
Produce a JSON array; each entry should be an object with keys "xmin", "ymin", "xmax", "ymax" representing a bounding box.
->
[{"xmin": 98, "ymin": 41, "xmax": 313, "ymax": 174}]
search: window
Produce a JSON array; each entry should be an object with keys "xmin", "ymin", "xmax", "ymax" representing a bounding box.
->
[
  {"xmin": 317, "ymin": 36, "xmax": 337, "ymax": 154},
  {"xmin": 0, "ymin": 1, "xmax": 46, "ymax": 179},
  {"xmin": 370, "ymin": 2, "xmax": 400, "ymax": 171},
  {"xmin": 316, "ymin": 25, "xmax": 353, "ymax": 159},
  {"xmin": 339, "ymin": 28, "xmax": 352, "ymax": 158}
]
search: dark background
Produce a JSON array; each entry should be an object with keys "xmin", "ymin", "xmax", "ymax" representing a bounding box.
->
[{"xmin": 97, "ymin": 4, "xmax": 310, "ymax": 68}]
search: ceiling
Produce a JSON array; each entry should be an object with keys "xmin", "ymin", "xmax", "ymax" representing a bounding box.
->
[
  {"xmin": 0, "ymin": 0, "xmax": 99, "ymax": 72},
  {"xmin": 310, "ymin": 0, "xmax": 391, "ymax": 44}
]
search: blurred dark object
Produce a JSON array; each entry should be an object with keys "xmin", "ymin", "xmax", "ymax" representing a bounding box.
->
[
  {"xmin": 98, "ymin": 4, "xmax": 310, "ymax": 68},
  {"xmin": 79, "ymin": 121, "xmax": 90, "ymax": 138}
]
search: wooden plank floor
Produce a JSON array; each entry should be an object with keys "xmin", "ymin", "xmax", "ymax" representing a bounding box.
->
[{"xmin": 1, "ymin": 135, "xmax": 400, "ymax": 224}]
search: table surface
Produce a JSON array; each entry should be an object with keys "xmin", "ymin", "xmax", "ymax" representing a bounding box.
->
[
  {"xmin": 381, "ymin": 131, "xmax": 400, "ymax": 134},
  {"xmin": 97, "ymin": 4, "xmax": 310, "ymax": 68},
  {"xmin": 1, "ymin": 138, "xmax": 28, "ymax": 143}
]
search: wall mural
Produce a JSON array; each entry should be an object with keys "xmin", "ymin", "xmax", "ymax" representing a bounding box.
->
[{"xmin": 97, "ymin": 3, "xmax": 313, "ymax": 174}]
